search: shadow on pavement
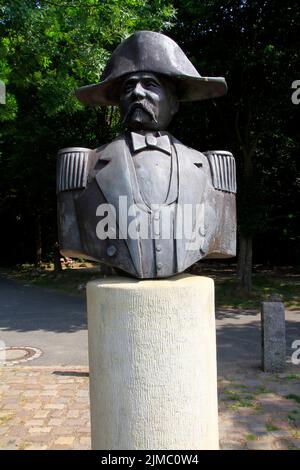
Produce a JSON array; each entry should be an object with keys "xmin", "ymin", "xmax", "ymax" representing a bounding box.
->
[
  {"xmin": 52, "ymin": 370, "xmax": 89, "ymax": 377},
  {"xmin": 0, "ymin": 276, "xmax": 86, "ymax": 333}
]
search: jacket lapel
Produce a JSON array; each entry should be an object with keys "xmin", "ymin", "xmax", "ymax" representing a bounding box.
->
[
  {"xmin": 95, "ymin": 137, "xmax": 143, "ymax": 277},
  {"xmin": 94, "ymin": 134, "xmax": 210, "ymax": 277},
  {"xmin": 173, "ymin": 139, "xmax": 209, "ymax": 272}
]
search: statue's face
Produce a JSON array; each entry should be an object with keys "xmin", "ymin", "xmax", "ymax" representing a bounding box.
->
[{"xmin": 119, "ymin": 72, "xmax": 179, "ymax": 131}]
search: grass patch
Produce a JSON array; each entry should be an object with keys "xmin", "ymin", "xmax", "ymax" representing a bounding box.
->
[
  {"xmin": 288, "ymin": 414, "xmax": 297, "ymax": 422},
  {"xmin": 1, "ymin": 263, "xmax": 104, "ymax": 297},
  {"xmin": 2, "ymin": 264, "xmax": 300, "ymax": 309},
  {"xmin": 245, "ymin": 434, "xmax": 257, "ymax": 441},
  {"xmin": 266, "ymin": 423, "xmax": 280, "ymax": 432},
  {"xmin": 214, "ymin": 271, "xmax": 300, "ymax": 309},
  {"xmin": 285, "ymin": 394, "xmax": 300, "ymax": 404},
  {"xmin": 224, "ymin": 389, "xmax": 257, "ymax": 409},
  {"xmin": 232, "ymin": 383, "xmax": 248, "ymax": 390},
  {"xmin": 255, "ymin": 385, "xmax": 270, "ymax": 394},
  {"xmin": 231, "ymin": 399, "xmax": 256, "ymax": 409},
  {"xmin": 224, "ymin": 389, "xmax": 240, "ymax": 398},
  {"xmin": 285, "ymin": 375, "xmax": 300, "ymax": 382},
  {"xmin": 288, "ymin": 410, "xmax": 300, "ymax": 422},
  {"xmin": 0, "ymin": 414, "xmax": 13, "ymax": 425},
  {"xmin": 253, "ymin": 405, "xmax": 264, "ymax": 415},
  {"xmin": 289, "ymin": 409, "xmax": 300, "ymax": 417}
]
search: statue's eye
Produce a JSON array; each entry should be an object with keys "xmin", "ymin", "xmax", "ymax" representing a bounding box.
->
[
  {"xmin": 123, "ymin": 82, "xmax": 135, "ymax": 93},
  {"xmin": 145, "ymin": 80, "xmax": 158, "ymax": 89}
]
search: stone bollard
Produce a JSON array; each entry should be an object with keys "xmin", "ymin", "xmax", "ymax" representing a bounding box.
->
[
  {"xmin": 87, "ymin": 274, "xmax": 219, "ymax": 450},
  {"xmin": 261, "ymin": 298, "xmax": 286, "ymax": 372}
]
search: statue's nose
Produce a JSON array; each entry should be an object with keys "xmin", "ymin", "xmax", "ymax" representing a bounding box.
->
[{"xmin": 132, "ymin": 82, "xmax": 146, "ymax": 99}]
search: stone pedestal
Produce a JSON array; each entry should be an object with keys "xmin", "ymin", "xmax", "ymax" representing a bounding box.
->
[
  {"xmin": 261, "ymin": 301, "xmax": 286, "ymax": 372},
  {"xmin": 87, "ymin": 274, "xmax": 219, "ymax": 450}
]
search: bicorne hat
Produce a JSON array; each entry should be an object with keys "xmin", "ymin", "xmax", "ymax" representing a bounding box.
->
[{"xmin": 75, "ymin": 31, "xmax": 227, "ymax": 106}]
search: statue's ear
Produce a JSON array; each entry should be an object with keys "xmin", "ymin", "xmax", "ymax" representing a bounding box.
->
[
  {"xmin": 170, "ymin": 98, "xmax": 179, "ymax": 117},
  {"xmin": 173, "ymin": 99, "xmax": 179, "ymax": 115}
]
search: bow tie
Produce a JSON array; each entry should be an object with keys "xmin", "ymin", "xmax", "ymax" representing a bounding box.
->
[{"xmin": 131, "ymin": 132, "xmax": 171, "ymax": 155}]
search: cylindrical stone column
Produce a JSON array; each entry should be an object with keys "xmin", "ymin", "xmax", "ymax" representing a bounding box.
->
[{"xmin": 87, "ymin": 274, "xmax": 218, "ymax": 450}]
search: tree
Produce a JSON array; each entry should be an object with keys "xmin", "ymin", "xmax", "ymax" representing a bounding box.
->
[
  {"xmin": 170, "ymin": 0, "xmax": 300, "ymax": 290},
  {"xmin": 0, "ymin": 0, "xmax": 175, "ymax": 265}
]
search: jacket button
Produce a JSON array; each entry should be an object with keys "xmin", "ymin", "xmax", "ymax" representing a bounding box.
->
[
  {"xmin": 156, "ymin": 245, "xmax": 162, "ymax": 252},
  {"xmin": 157, "ymin": 262, "xmax": 163, "ymax": 270},
  {"xmin": 107, "ymin": 245, "xmax": 117, "ymax": 257}
]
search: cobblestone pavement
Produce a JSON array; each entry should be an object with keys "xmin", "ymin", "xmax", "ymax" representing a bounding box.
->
[{"xmin": 0, "ymin": 365, "xmax": 300, "ymax": 450}]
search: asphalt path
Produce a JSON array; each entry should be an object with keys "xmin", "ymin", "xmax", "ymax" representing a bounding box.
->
[
  {"xmin": 0, "ymin": 275, "xmax": 88, "ymax": 365},
  {"xmin": 0, "ymin": 275, "xmax": 299, "ymax": 368}
]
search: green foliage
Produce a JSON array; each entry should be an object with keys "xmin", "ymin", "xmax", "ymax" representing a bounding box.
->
[
  {"xmin": 214, "ymin": 271, "xmax": 300, "ymax": 309},
  {"xmin": 285, "ymin": 376, "xmax": 300, "ymax": 382},
  {"xmin": 266, "ymin": 423, "xmax": 280, "ymax": 432},
  {"xmin": 285, "ymin": 394, "xmax": 300, "ymax": 404},
  {"xmin": 0, "ymin": 0, "xmax": 175, "ymax": 263},
  {"xmin": 0, "ymin": 0, "xmax": 299, "ymax": 267},
  {"xmin": 245, "ymin": 434, "xmax": 257, "ymax": 441},
  {"xmin": 170, "ymin": 0, "xmax": 300, "ymax": 256},
  {"xmin": 1, "ymin": 0, "xmax": 175, "ymax": 118},
  {"xmin": 0, "ymin": 93, "xmax": 18, "ymax": 121}
]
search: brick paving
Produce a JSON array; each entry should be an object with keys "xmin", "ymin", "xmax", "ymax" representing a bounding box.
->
[
  {"xmin": 0, "ymin": 365, "xmax": 300, "ymax": 450},
  {"xmin": 218, "ymin": 367, "xmax": 300, "ymax": 450},
  {"xmin": 0, "ymin": 366, "xmax": 90, "ymax": 450}
]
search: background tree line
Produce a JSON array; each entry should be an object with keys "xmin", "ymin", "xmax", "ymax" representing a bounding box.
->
[{"xmin": 1, "ymin": 0, "xmax": 299, "ymax": 291}]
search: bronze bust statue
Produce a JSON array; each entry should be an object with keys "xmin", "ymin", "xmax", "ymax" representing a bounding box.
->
[{"xmin": 57, "ymin": 31, "xmax": 236, "ymax": 278}]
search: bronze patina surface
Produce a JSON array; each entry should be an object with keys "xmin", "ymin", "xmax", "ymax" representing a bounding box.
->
[{"xmin": 57, "ymin": 31, "xmax": 236, "ymax": 278}]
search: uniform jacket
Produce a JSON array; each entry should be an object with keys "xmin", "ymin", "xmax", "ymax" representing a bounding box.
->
[{"xmin": 57, "ymin": 132, "xmax": 236, "ymax": 278}]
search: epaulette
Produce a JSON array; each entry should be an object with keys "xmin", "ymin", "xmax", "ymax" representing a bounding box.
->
[
  {"xmin": 203, "ymin": 150, "xmax": 237, "ymax": 193},
  {"xmin": 56, "ymin": 147, "xmax": 91, "ymax": 193}
]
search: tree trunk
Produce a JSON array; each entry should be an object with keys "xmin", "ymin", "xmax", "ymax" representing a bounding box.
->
[
  {"xmin": 235, "ymin": 108, "xmax": 256, "ymax": 294},
  {"xmin": 35, "ymin": 214, "xmax": 42, "ymax": 267},
  {"xmin": 95, "ymin": 107, "xmax": 110, "ymax": 144},
  {"xmin": 237, "ymin": 234, "xmax": 252, "ymax": 292},
  {"xmin": 53, "ymin": 242, "xmax": 62, "ymax": 271}
]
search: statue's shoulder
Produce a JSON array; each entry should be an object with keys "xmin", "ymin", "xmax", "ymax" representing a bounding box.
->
[
  {"xmin": 203, "ymin": 150, "xmax": 237, "ymax": 193},
  {"xmin": 56, "ymin": 135, "xmax": 126, "ymax": 192},
  {"xmin": 81, "ymin": 134, "xmax": 125, "ymax": 177},
  {"xmin": 169, "ymin": 134, "xmax": 207, "ymax": 166},
  {"xmin": 56, "ymin": 146, "xmax": 92, "ymax": 193},
  {"xmin": 94, "ymin": 134, "xmax": 126, "ymax": 158},
  {"xmin": 168, "ymin": 134, "xmax": 236, "ymax": 194}
]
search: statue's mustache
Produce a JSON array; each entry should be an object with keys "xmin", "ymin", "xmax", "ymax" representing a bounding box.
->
[{"xmin": 122, "ymin": 101, "xmax": 158, "ymax": 124}]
